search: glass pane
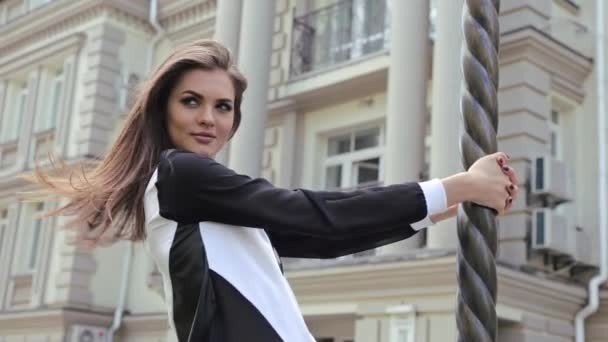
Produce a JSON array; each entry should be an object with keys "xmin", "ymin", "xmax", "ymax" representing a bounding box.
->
[
  {"xmin": 29, "ymin": 219, "xmax": 41, "ymax": 270},
  {"xmin": 551, "ymin": 132, "xmax": 557, "ymax": 157},
  {"xmin": 535, "ymin": 157, "xmax": 544, "ymax": 190},
  {"xmin": 327, "ymin": 133, "xmax": 351, "ymax": 156},
  {"xmin": 1, "ymin": 209, "xmax": 7, "ymax": 218},
  {"xmin": 325, "ymin": 165, "xmax": 342, "ymax": 189},
  {"xmin": 536, "ymin": 211, "xmax": 545, "ymax": 245},
  {"xmin": 16, "ymin": 89, "xmax": 27, "ymax": 137},
  {"xmin": 29, "ymin": 0, "xmax": 50, "ymax": 9},
  {"xmin": 49, "ymin": 79, "xmax": 63, "ymax": 128},
  {"xmin": 551, "ymin": 110, "xmax": 559, "ymax": 124},
  {"xmin": 354, "ymin": 127, "xmax": 380, "ymax": 150},
  {"xmin": 354, "ymin": 157, "xmax": 380, "ymax": 185}
]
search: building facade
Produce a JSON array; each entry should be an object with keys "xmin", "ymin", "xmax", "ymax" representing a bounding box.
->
[{"xmin": 0, "ymin": 0, "xmax": 607, "ymax": 341}]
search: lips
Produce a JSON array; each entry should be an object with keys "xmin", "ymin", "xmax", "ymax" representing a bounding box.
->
[{"xmin": 191, "ymin": 133, "xmax": 216, "ymax": 144}]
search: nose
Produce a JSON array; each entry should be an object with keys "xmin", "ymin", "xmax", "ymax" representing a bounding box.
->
[{"xmin": 197, "ymin": 104, "xmax": 215, "ymax": 127}]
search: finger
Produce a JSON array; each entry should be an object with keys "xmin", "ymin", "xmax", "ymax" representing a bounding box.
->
[
  {"xmin": 501, "ymin": 165, "xmax": 519, "ymax": 184},
  {"xmin": 495, "ymin": 152, "xmax": 508, "ymax": 166},
  {"xmin": 505, "ymin": 196, "xmax": 513, "ymax": 212},
  {"xmin": 512, "ymin": 185, "xmax": 519, "ymax": 202},
  {"xmin": 500, "ymin": 162, "xmax": 520, "ymax": 185},
  {"xmin": 506, "ymin": 183, "xmax": 515, "ymax": 196}
]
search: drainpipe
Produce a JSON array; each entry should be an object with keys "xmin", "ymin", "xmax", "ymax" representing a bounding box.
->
[
  {"xmin": 146, "ymin": 0, "xmax": 165, "ymax": 74},
  {"xmin": 106, "ymin": 1, "xmax": 164, "ymax": 341},
  {"xmin": 574, "ymin": 1, "xmax": 608, "ymax": 341}
]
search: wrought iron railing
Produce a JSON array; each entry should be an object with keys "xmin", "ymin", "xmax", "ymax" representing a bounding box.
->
[{"xmin": 290, "ymin": 0, "xmax": 390, "ymax": 77}]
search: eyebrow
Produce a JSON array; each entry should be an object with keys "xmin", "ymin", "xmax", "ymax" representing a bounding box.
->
[{"xmin": 181, "ymin": 90, "xmax": 233, "ymax": 103}]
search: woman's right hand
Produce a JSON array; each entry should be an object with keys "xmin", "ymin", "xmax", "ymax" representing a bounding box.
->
[{"xmin": 466, "ymin": 152, "xmax": 519, "ymax": 215}]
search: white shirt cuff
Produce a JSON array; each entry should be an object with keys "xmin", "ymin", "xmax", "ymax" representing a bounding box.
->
[{"xmin": 411, "ymin": 178, "xmax": 448, "ymax": 231}]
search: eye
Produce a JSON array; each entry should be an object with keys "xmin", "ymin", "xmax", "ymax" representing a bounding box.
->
[
  {"xmin": 180, "ymin": 97, "xmax": 199, "ymax": 108},
  {"xmin": 217, "ymin": 102, "xmax": 233, "ymax": 112}
]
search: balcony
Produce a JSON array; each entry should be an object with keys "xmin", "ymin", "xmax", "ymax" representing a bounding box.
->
[
  {"xmin": 289, "ymin": 0, "xmax": 439, "ymax": 79},
  {"xmin": 289, "ymin": 0, "xmax": 391, "ymax": 78}
]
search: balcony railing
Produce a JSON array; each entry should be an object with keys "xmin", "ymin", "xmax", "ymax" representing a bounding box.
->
[{"xmin": 290, "ymin": 0, "xmax": 390, "ymax": 77}]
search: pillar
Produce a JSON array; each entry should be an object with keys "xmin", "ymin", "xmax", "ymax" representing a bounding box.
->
[
  {"xmin": 426, "ymin": 0, "xmax": 465, "ymax": 249},
  {"xmin": 228, "ymin": 0, "xmax": 276, "ymax": 177},
  {"xmin": 213, "ymin": 0, "xmax": 243, "ymax": 165},
  {"xmin": 378, "ymin": 0, "xmax": 431, "ymax": 253}
]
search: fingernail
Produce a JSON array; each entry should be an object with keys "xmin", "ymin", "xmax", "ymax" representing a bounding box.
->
[
  {"xmin": 503, "ymin": 166, "xmax": 509, "ymax": 171},
  {"xmin": 508, "ymin": 198, "xmax": 513, "ymax": 203},
  {"xmin": 509, "ymin": 185, "xmax": 514, "ymax": 190}
]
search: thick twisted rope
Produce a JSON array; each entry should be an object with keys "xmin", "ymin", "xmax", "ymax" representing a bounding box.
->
[{"xmin": 457, "ymin": 0, "xmax": 501, "ymax": 341}]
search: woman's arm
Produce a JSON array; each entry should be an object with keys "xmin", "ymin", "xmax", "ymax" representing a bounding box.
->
[
  {"xmin": 430, "ymin": 204, "xmax": 459, "ymax": 224},
  {"xmin": 155, "ymin": 149, "xmax": 444, "ymax": 239}
]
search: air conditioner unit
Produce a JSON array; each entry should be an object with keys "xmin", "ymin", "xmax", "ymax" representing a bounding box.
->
[
  {"xmin": 530, "ymin": 155, "xmax": 572, "ymax": 205},
  {"xmin": 531, "ymin": 209, "xmax": 570, "ymax": 255},
  {"xmin": 68, "ymin": 324, "xmax": 108, "ymax": 342}
]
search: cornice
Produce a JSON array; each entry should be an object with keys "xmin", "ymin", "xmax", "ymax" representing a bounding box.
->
[
  {"xmin": 121, "ymin": 313, "xmax": 169, "ymax": 333},
  {"xmin": 0, "ymin": 33, "xmax": 85, "ymax": 77},
  {"xmin": 0, "ymin": 0, "xmax": 153, "ymax": 59},
  {"xmin": 0, "ymin": 308, "xmax": 112, "ymax": 331},
  {"xmin": 500, "ymin": 25, "xmax": 593, "ymax": 104},
  {"xmin": 160, "ymin": 0, "xmax": 216, "ymax": 41}
]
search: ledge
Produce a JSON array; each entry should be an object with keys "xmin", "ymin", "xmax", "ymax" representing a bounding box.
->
[{"xmin": 285, "ymin": 252, "xmax": 586, "ymax": 322}]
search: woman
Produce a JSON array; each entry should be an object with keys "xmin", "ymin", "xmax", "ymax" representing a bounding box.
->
[{"xmin": 26, "ymin": 39, "xmax": 518, "ymax": 341}]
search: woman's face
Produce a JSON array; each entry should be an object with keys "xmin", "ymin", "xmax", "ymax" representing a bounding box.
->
[{"xmin": 167, "ymin": 68, "xmax": 235, "ymax": 158}]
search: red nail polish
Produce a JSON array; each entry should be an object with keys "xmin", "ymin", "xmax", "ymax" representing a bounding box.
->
[
  {"xmin": 509, "ymin": 185, "xmax": 514, "ymax": 190},
  {"xmin": 503, "ymin": 166, "xmax": 509, "ymax": 171}
]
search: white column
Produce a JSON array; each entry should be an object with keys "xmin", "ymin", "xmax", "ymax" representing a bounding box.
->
[
  {"xmin": 378, "ymin": 0, "xmax": 430, "ymax": 254},
  {"xmin": 214, "ymin": 0, "xmax": 243, "ymax": 165},
  {"xmin": 228, "ymin": 0, "xmax": 276, "ymax": 177},
  {"xmin": 426, "ymin": 0, "xmax": 465, "ymax": 249},
  {"xmin": 214, "ymin": 0, "xmax": 242, "ymax": 55}
]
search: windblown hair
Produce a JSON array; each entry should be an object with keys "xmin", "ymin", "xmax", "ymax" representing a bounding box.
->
[{"xmin": 22, "ymin": 39, "xmax": 247, "ymax": 247}]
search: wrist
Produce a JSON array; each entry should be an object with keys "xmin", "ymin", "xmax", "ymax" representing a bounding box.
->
[{"xmin": 441, "ymin": 172, "xmax": 475, "ymax": 206}]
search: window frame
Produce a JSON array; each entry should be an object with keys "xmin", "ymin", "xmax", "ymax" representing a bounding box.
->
[
  {"xmin": 13, "ymin": 202, "xmax": 45, "ymax": 275},
  {"xmin": 34, "ymin": 67, "xmax": 64, "ymax": 133},
  {"xmin": 321, "ymin": 124, "xmax": 385, "ymax": 191},
  {"xmin": 0, "ymin": 81, "xmax": 27, "ymax": 144},
  {"xmin": 549, "ymin": 109, "xmax": 563, "ymax": 160}
]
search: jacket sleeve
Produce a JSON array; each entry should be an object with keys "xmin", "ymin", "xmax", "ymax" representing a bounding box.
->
[
  {"xmin": 155, "ymin": 149, "xmax": 429, "ymax": 240},
  {"xmin": 265, "ymin": 227, "xmax": 416, "ymax": 259}
]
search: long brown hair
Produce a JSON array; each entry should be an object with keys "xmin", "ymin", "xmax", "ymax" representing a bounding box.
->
[{"xmin": 21, "ymin": 39, "xmax": 247, "ymax": 247}]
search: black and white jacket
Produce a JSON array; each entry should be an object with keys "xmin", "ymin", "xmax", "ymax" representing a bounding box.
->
[{"xmin": 143, "ymin": 149, "xmax": 447, "ymax": 342}]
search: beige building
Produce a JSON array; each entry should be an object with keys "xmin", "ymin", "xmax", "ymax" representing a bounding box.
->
[{"xmin": 0, "ymin": 0, "xmax": 607, "ymax": 341}]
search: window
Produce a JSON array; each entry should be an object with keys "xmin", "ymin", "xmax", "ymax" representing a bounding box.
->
[
  {"xmin": 323, "ymin": 126, "xmax": 384, "ymax": 191},
  {"xmin": 0, "ymin": 207, "xmax": 8, "ymax": 257},
  {"xmin": 28, "ymin": 0, "xmax": 51, "ymax": 10},
  {"xmin": 35, "ymin": 68, "xmax": 63, "ymax": 132},
  {"xmin": 0, "ymin": 81, "xmax": 27, "ymax": 143},
  {"xmin": 389, "ymin": 318, "xmax": 415, "ymax": 342},
  {"xmin": 6, "ymin": 0, "xmax": 24, "ymax": 21},
  {"xmin": 549, "ymin": 109, "xmax": 562, "ymax": 160},
  {"xmin": 15, "ymin": 202, "xmax": 45, "ymax": 274}
]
